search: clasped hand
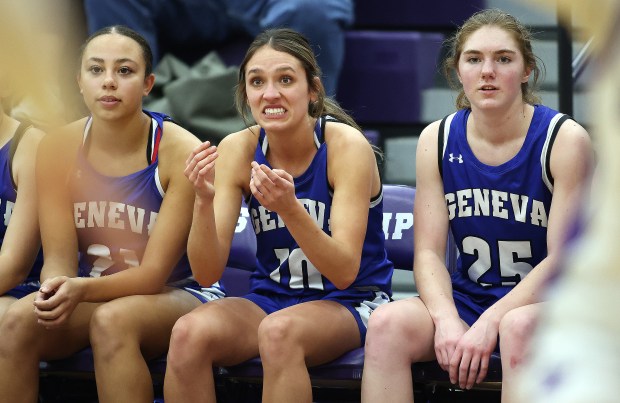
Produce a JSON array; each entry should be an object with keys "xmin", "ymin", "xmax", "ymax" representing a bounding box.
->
[
  {"xmin": 33, "ymin": 276, "xmax": 80, "ymax": 329},
  {"xmin": 442, "ymin": 317, "xmax": 498, "ymax": 389}
]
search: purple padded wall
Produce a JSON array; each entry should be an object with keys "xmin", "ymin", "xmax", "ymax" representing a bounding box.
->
[
  {"xmin": 382, "ymin": 184, "xmax": 415, "ymax": 269},
  {"xmin": 226, "ymin": 204, "xmax": 257, "ymax": 271},
  {"xmin": 337, "ymin": 31, "xmax": 445, "ymax": 124}
]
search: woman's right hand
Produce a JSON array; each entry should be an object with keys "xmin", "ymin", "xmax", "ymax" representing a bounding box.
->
[
  {"xmin": 33, "ymin": 276, "xmax": 84, "ymax": 329},
  {"xmin": 433, "ymin": 316, "xmax": 468, "ymax": 372},
  {"xmin": 184, "ymin": 141, "xmax": 218, "ymax": 200}
]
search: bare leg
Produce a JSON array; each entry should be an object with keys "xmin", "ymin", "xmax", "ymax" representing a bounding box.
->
[
  {"xmin": 164, "ymin": 297, "xmax": 267, "ymax": 403},
  {"xmin": 0, "ymin": 293, "xmax": 99, "ymax": 403},
  {"xmin": 361, "ymin": 298, "xmax": 436, "ymax": 403},
  {"xmin": 0, "ymin": 296, "xmax": 17, "ymax": 319},
  {"xmin": 258, "ymin": 300, "xmax": 362, "ymax": 403},
  {"xmin": 90, "ymin": 287, "xmax": 204, "ymax": 403},
  {"xmin": 499, "ymin": 303, "xmax": 541, "ymax": 403}
]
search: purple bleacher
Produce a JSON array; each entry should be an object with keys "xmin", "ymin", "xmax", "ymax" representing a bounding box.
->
[
  {"xmin": 354, "ymin": 0, "xmax": 485, "ymax": 28},
  {"xmin": 336, "ymin": 30, "xmax": 445, "ymax": 124}
]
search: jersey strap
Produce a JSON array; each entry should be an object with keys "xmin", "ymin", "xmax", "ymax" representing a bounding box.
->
[
  {"xmin": 146, "ymin": 117, "xmax": 163, "ymax": 165},
  {"xmin": 541, "ymin": 113, "xmax": 570, "ymax": 192},
  {"xmin": 437, "ymin": 112, "xmax": 457, "ymax": 179},
  {"xmin": 9, "ymin": 121, "xmax": 33, "ymax": 189}
]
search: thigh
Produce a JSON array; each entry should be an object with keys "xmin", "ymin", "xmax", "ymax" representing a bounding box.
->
[
  {"xmin": 94, "ymin": 287, "xmax": 204, "ymax": 359},
  {"xmin": 3, "ymin": 293, "xmax": 100, "ymax": 360},
  {"xmin": 264, "ymin": 299, "xmax": 361, "ymax": 367},
  {"xmin": 0, "ymin": 296, "xmax": 17, "ymax": 319}
]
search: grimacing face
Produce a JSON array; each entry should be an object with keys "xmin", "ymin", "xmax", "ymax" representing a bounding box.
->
[{"xmin": 244, "ymin": 46, "xmax": 317, "ymax": 132}]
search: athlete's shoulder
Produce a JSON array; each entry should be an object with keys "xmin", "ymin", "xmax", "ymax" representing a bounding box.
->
[
  {"xmin": 219, "ymin": 126, "xmax": 259, "ymax": 158},
  {"xmin": 39, "ymin": 118, "xmax": 86, "ymax": 151},
  {"xmin": 323, "ymin": 120, "xmax": 369, "ymax": 155},
  {"xmin": 158, "ymin": 119, "xmax": 201, "ymax": 158},
  {"xmin": 417, "ymin": 118, "xmax": 445, "ymax": 151}
]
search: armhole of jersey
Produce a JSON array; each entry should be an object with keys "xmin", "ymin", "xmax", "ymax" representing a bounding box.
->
[
  {"xmin": 9, "ymin": 121, "xmax": 33, "ymax": 189},
  {"xmin": 437, "ymin": 113, "xmax": 456, "ymax": 180},
  {"xmin": 541, "ymin": 113, "xmax": 570, "ymax": 192},
  {"xmin": 437, "ymin": 117, "xmax": 446, "ymax": 179},
  {"xmin": 146, "ymin": 117, "xmax": 163, "ymax": 165}
]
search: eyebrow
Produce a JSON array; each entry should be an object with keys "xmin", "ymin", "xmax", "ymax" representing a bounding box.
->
[
  {"xmin": 86, "ymin": 57, "xmax": 137, "ymax": 65},
  {"xmin": 462, "ymin": 49, "xmax": 517, "ymax": 55},
  {"xmin": 247, "ymin": 66, "xmax": 296, "ymax": 75}
]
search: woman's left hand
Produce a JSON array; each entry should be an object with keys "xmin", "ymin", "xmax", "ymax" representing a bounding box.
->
[
  {"xmin": 33, "ymin": 276, "xmax": 83, "ymax": 329},
  {"xmin": 448, "ymin": 316, "xmax": 499, "ymax": 389},
  {"xmin": 249, "ymin": 161, "xmax": 296, "ymax": 213}
]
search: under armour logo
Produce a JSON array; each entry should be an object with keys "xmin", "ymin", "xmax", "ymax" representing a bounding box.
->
[{"xmin": 449, "ymin": 153, "xmax": 463, "ymax": 163}]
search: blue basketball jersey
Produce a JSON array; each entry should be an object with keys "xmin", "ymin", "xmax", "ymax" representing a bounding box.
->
[
  {"xmin": 440, "ymin": 105, "xmax": 568, "ymax": 306},
  {"xmin": 0, "ymin": 134, "xmax": 43, "ymax": 285},
  {"xmin": 247, "ymin": 117, "xmax": 393, "ymax": 297},
  {"xmin": 72, "ymin": 110, "xmax": 193, "ymax": 284}
]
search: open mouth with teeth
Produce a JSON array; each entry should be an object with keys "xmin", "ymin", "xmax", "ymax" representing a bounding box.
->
[{"xmin": 264, "ymin": 107, "xmax": 286, "ymax": 116}]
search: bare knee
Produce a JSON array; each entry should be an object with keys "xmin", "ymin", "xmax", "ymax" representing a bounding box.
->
[
  {"xmin": 365, "ymin": 301, "xmax": 432, "ymax": 363},
  {"xmin": 167, "ymin": 312, "xmax": 212, "ymax": 370},
  {"xmin": 499, "ymin": 308, "xmax": 539, "ymax": 369},
  {"xmin": 90, "ymin": 303, "xmax": 133, "ymax": 358},
  {"xmin": 258, "ymin": 315, "xmax": 300, "ymax": 366},
  {"xmin": 0, "ymin": 300, "xmax": 38, "ymax": 356}
]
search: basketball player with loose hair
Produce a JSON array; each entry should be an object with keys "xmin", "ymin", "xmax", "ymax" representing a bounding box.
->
[
  {"xmin": 164, "ymin": 28, "xmax": 393, "ymax": 403},
  {"xmin": 361, "ymin": 9, "xmax": 593, "ymax": 402}
]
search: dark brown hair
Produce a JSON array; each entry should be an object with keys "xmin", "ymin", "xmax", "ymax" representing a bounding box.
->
[
  {"xmin": 79, "ymin": 25, "xmax": 153, "ymax": 77},
  {"xmin": 234, "ymin": 28, "xmax": 361, "ymax": 131}
]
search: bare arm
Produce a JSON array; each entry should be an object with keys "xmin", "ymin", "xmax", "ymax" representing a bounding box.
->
[
  {"xmin": 0, "ymin": 127, "xmax": 44, "ymax": 294},
  {"xmin": 185, "ymin": 131, "xmax": 253, "ymax": 286},
  {"xmin": 414, "ymin": 120, "xmax": 460, "ymax": 324},
  {"xmin": 36, "ymin": 125, "xmax": 82, "ymax": 282},
  {"xmin": 479, "ymin": 119, "xmax": 593, "ymax": 325}
]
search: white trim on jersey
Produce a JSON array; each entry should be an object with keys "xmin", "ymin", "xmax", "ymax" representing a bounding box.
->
[
  {"xmin": 441, "ymin": 112, "xmax": 457, "ymax": 158},
  {"xmin": 541, "ymin": 112, "xmax": 565, "ymax": 193},
  {"xmin": 154, "ymin": 166, "xmax": 165, "ymax": 197},
  {"xmin": 82, "ymin": 117, "xmax": 93, "ymax": 144},
  {"xmin": 149, "ymin": 118, "xmax": 158, "ymax": 162},
  {"xmin": 369, "ymin": 186, "xmax": 383, "ymax": 208},
  {"xmin": 313, "ymin": 126, "xmax": 321, "ymax": 148},
  {"xmin": 261, "ymin": 134, "xmax": 269, "ymax": 156}
]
